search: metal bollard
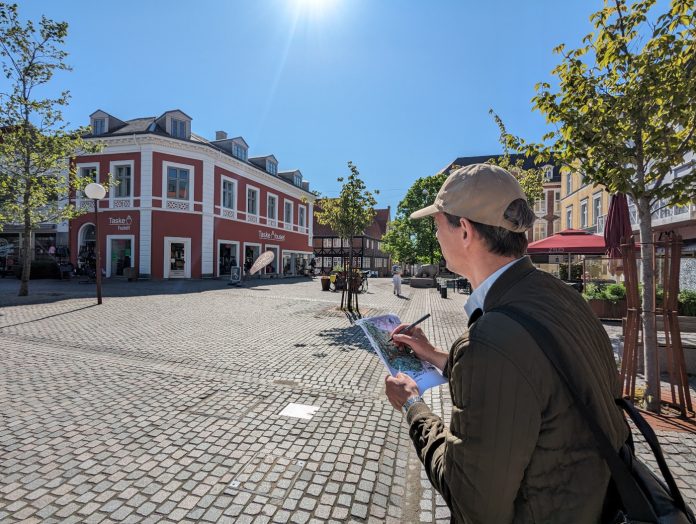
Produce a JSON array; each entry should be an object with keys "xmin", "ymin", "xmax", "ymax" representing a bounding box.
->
[{"xmin": 440, "ymin": 286, "xmax": 447, "ymax": 299}]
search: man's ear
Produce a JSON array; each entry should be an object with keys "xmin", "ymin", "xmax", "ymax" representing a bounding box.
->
[{"xmin": 460, "ymin": 218, "xmax": 474, "ymax": 243}]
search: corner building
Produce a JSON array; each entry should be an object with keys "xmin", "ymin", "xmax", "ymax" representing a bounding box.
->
[{"xmin": 70, "ymin": 109, "xmax": 315, "ymax": 280}]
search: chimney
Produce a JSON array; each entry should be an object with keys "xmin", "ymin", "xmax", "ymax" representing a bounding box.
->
[
  {"xmin": 215, "ymin": 130, "xmax": 227, "ymax": 140},
  {"xmin": 302, "ymin": 181, "xmax": 310, "ymax": 191}
]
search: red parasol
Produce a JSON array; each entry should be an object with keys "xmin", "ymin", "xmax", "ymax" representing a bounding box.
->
[
  {"xmin": 604, "ymin": 193, "xmax": 634, "ymax": 275},
  {"xmin": 527, "ymin": 229, "xmax": 606, "ymax": 254}
]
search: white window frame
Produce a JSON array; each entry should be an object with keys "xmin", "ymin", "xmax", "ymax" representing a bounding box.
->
[
  {"xmin": 246, "ymin": 185, "xmax": 260, "ymax": 223},
  {"xmin": 216, "ymin": 239, "xmax": 240, "ymax": 277},
  {"xmin": 76, "ymin": 162, "xmax": 100, "ymax": 209},
  {"xmin": 220, "ymin": 175, "xmax": 237, "ymax": 219},
  {"xmin": 162, "ymin": 160, "xmax": 195, "ymax": 211},
  {"xmin": 243, "ymin": 242, "xmax": 262, "ymax": 272},
  {"xmin": 283, "ymin": 200, "xmax": 294, "ymax": 231},
  {"xmin": 164, "ymin": 236, "xmax": 191, "ymax": 279},
  {"xmin": 293, "ymin": 173, "xmax": 302, "ymax": 186},
  {"xmin": 592, "ymin": 192, "xmax": 602, "ymax": 226},
  {"xmin": 533, "ymin": 221, "xmax": 546, "ymax": 242},
  {"xmin": 232, "ymin": 142, "xmax": 247, "ymax": 161},
  {"xmin": 109, "ymin": 160, "xmax": 135, "ymax": 209},
  {"xmin": 298, "ymin": 205, "xmax": 307, "ymax": 231},
  {"xmin": 92, "ymin": 118, "xmax": 106, "ymax": 135},
  {"xmin": 267, "ymin": 193, "xmax": 278, "ymax": 228},
  {"xmin": 580, "ymin": 198, "xmax": 588, "ymax": 229},
  {"xmin": 565, "ymin": 173, "xmax": 572, "ymax": 196},
  {"xmin": 566, "ymin": 206, "xmax": 573, "ymax": 229},
  {"xmin": 264, "ymin": 244, "xmax": 280, "ymax": 274}
]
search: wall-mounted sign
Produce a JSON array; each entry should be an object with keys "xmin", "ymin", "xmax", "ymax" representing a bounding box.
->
[
  {"xmin": 108, "ymin": 215, "xmax": 133, "ymax": 231},
  {"xmin": 258, "ymin": 230, "xmax": 285, "ymax": 242}
]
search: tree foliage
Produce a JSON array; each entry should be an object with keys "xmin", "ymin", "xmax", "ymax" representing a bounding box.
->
[
  {"xmin": 0, "ymin": 3, "xmax": 101, "ymax": 296},
  {"xmin": 315, "ymin": 161, "xmax": 378, "ymax": 311},
  {"xmin": 496, "ymin": 0, "xmax": 696, "ymax": 411}
]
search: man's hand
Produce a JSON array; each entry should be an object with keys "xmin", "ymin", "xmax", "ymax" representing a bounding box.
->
[
  {"xmin": 385, "ymin": 373, "xmax": 420, "ymax": 411},
  {"xmin": 391, "ymin": 325, "xmax": 448, "ymax": 371}
]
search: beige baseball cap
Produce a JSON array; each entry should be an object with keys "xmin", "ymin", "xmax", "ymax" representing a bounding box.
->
[{"xmin": 410, "ymin": 163, "xmax": 529, "ymax": 232}]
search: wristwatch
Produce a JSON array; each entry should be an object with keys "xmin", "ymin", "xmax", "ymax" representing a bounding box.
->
[{"xmin": 402, "ymin": 395, "xmax": 424, "ymax": 414}]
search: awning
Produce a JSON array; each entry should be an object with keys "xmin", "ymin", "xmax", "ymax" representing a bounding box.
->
[{"xmin": 527, "ymin": 229, "xmax": 606, "ymax": 254}]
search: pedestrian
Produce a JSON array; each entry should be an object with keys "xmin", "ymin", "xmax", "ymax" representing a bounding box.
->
[
  {"xmin": 384, "ymin": 163, "xmax": 628, "ymax": 523},
  {"xmin": 392, "ymin": 270, "xmax": 402, "ymax": 296}
]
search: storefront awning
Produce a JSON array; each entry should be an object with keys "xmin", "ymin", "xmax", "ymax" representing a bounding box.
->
[{"xmin": 527, "ymin": 229, "xmax": 607, "ymax": 255}]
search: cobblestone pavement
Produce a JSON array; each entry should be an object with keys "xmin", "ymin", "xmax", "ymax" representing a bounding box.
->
[{"xmin": 1, "ymin": 277, "xmax": 695, "ymax": 523}]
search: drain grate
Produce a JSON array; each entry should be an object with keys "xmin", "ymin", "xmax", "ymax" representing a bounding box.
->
[{"xmin": 226, "ymin": 452, "xmax": 306, "ymax": 500}]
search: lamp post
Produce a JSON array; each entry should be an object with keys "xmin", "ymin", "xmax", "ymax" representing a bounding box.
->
[{"xmin": 84, "ymin": 183, "xmax": 106, "ymax": 305}]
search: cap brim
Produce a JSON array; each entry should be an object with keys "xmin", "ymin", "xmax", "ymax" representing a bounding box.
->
[{"xmin": 409, "ymin": 204, "xmax": 439, "ymax": 220}]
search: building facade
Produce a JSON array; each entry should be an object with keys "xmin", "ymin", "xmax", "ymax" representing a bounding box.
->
[
  {"xmin": 560, "ymin": 169, "xmax": 611, "ymax": 233},
  {"xmin": 312, "ymin": 208, "xmax": 392, "ymax": 276},
  {"xmin": 70, "ymin": 109, "xmax": 315, "ymax": 280}
]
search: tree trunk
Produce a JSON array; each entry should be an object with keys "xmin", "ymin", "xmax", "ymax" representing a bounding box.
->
[
  {"xmin": 637, "ymin": 195, "xmax": 660, "ymax": 412},
  {"xmin": 18, "ymin": 180, "xmax": 32, "ymax": 297},
  {"xmin": 347, "ymin": 242, "xmax": 354, "ymax": 312}
]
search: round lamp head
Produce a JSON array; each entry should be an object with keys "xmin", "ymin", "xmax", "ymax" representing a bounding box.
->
[{"xmin": 84, "ymin": 183, "xmax": 106, "ymax": 200}]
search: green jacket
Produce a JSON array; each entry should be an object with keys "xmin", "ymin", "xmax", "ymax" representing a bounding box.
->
[{"xmin": 407, "ymin": 257, "xmax": 628, "ymax": 523}]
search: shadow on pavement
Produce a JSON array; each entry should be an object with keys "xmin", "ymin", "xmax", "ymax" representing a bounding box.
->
[{"xmin": 0, "ymin": 303, "xmax": 98, "ymax": 329}]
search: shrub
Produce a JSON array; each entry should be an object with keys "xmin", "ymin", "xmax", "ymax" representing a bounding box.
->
[
  {"xmin": 603, "ymin": 283, "xmax": 626, "ymax": 303},
  {"xmin": 679, "ymin": 290, "xmax": 696, "ymax": 316},
  {"xmin": 582, "ymin": 283, "xmax": 604, "ymax": 301}
]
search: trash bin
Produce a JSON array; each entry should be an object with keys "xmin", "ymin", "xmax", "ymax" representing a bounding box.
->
[
  {"xmin": 440, "ymin": 286, "xmax": 447, "ymax": 299},
  {"xmin": 320, "ymin": 277, "xmax": 330, "ymax": 291}
]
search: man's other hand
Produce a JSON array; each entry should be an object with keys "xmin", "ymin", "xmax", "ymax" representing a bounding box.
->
[{"xmin": 385, "ymin": 373, "xmax": 420, "ymax": 411}]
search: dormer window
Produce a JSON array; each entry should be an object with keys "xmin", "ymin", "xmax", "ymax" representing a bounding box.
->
[
  {"xmin": 232, "ymin": 143, "xmax": 248, "ymax": 161},
  {"xmin": 293, "ymin": 173, "xmax": 302, "ymax": 186},
  {"xmin": 93, "ymin": 118, "xmax": 105, "ymax": 135},
  {"xmin": 171, "ymin": 119, "xmax": 187, "ymax": 139},
  {"xmin": 266, "ymin": 160, "xmax": 277, "ymax": 175}
]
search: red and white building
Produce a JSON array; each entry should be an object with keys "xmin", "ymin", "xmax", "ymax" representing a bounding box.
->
[{"xmin": 70, "ymin": 109, "xmax": 315, "ymax": 280}]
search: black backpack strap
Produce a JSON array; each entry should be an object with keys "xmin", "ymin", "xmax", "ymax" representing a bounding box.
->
[
  {"xmin": 617, "ymin": 397, "xmax": 689, "ymax": 513},
  {"xmin": 489, "ymin": 306, "xmax": 658, "ymax": 522}
]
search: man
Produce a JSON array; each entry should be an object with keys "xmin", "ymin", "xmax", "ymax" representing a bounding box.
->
[{"xmin": 385, "ymin": 164, "xmax": 627, "ymax": 523}]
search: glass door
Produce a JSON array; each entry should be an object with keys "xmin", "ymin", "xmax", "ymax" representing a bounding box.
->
[
  {"xmin": 110, "ymin": 238, "xmax": 132, "ymax": 277},
  {"xmin": 170, "ymin": 242, "xmax": 186, "ymax": 277}
]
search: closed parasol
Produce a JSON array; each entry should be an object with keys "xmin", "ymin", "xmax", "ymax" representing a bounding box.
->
[{"xmin": 604, "ymin": 193, "xmax": 634, "ymax": 275}]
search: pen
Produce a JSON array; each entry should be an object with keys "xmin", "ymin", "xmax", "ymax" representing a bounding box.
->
[{"xmin": 388, "ymin": 313, "xmax": 431, "ymax": 342}]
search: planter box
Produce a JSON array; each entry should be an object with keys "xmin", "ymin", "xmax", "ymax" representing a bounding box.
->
[{"xmin": 588, "ymin": 298, "xmax": 627, "ymax": 319}]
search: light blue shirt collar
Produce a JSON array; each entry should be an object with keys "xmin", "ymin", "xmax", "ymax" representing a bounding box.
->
[{"xmin": 464, "ymin": 257, "xmax": 524, "ymax": 318}]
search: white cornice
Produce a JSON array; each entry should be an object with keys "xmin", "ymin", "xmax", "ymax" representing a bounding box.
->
[{"xmin": 85, "ymin": 135, "xmax": 315, "ymax": 202}]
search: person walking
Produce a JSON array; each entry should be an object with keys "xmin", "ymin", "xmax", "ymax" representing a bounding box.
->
[
  {"xmin": 392, "ymin": 270, "xmax": 402, "ymax": 296},
  {"xmin": 384, "ymin": 163, "xmax": 628, "ymax": 523}
]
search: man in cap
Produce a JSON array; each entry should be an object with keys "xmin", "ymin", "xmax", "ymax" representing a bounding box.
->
[{"xmin": 385, "ymin": 164, "xmax": 627, "ymax": 523}]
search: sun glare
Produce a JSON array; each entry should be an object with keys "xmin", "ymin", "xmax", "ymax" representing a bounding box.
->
[{"xmin": 292, "ymin": 0, "xmax": 337, "ymax": 16}]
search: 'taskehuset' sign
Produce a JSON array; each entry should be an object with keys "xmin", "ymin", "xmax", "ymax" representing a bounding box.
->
[
  {"xmin": 258, "ymin": 230, "xmax": 285, "ymax": 242},
  {"xmin": 109, "ymin": 215, "xmax": 133, "ymax": 231}
]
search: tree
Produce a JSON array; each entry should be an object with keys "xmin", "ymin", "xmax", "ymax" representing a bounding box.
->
[
  {"xmin": 382, "ymin": 173, "xmax": 447, "ymax": 266},
  {"xmin": 498, "ymin": 0, "xmax": 696, "ymax": 411},
  {"xmin": 0, "ymin": 3, "xmax": 100, "ymax": 296},
  {"xmin": 315, "ymin": 161, "xmax": 378, "ymax": 312}
]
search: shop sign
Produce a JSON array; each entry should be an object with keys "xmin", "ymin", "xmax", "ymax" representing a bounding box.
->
[
  {"xmin": 258, "ymin": 230, "xmax": 285, "ymax": 242},
  {"xmin": 108, "ymin": 215, "xmax": 133, "ymax": 231}
]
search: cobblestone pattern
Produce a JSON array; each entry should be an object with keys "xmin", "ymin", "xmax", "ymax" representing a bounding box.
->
[{"xmin": 1, "ymin": 277, "xmax": 695, "ymax": 522}]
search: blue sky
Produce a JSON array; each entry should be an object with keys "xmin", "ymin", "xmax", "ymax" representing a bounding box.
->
[{"xmin": 12, "ymin": 0, "xmax": 599, "ymax": 213}]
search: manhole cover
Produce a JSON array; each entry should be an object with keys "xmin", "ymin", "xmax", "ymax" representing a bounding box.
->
[{"xmin": 226, "ymin": 452, "xmax": 306, "ymax": 500}]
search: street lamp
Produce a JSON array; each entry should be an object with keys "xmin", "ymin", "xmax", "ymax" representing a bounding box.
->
[{"xmin": 84, "ymin": 183, "xmax": 106, "ymax": 305}]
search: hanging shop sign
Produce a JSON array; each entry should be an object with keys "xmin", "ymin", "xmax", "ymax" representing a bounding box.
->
[
  {"xmin": 108, "ymin": 215, "xmax": 133, "ymax": 231},
  {"xmin": 258, "ymin": 230, "xmax": 285, "ymax": 242}
]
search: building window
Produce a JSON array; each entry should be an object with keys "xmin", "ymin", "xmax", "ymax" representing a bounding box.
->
[
  {"xmin": 167, "ymin": 167, "xmax": 189, "ymax": 200},
  {"xmin": 114, "ymin": 165, "xmax": 131, "ymax": 197},
  {"xmin": 593, "ymin": 193, "xmax": 602, "ymax": 225},
  {"xmin": 566, "ymin": 173, "xmax": 572, "ymax": 195},
  {"xmin": 81, "ymin": 166, "xmax": 97, "ymax": 183},
  {"xmin": 580, "ymin": 199, "xmax": 588, "ymax": 229},
  {"xmin": 267, "ymin": 195, "xmax": 277, "ymax": 222},
  {"xmin": 533, "ymin": 221, "xmax": 546, "ymax": 241},
  {"xmin": 533, "ymin": 195, "xmax": 546, "ymax": 215},
  {"xmin": 267, "ymin": 160, "xmax": 277, "ymax": 175},
  {"xmin": 554, "ymin": 190, "xmax": 560, "ymax": 210},
  {"xmin": 298, "ymin": 206, "xmax": 306, "ymax": 229},
  {"xmin": 553, "ymin": 218, "xmax": 561, "ymax": 234},
  {"xmin": 247, "ymin": 187, "xmax": 259, "ymax": 215},
  {"xmin": 284, "ymin": 201, "xmax": 293, "ymax": 226},
  {"xmin": 293, "ymin": 173, "xmax": 302, "ymax": 186},
  {"xmin": 566, "ymin": 206, "xmax": 573, "ymax": 229},
  {"xmin": 232, "ymin": 143, "xmax": 247, "ymax": 161},
  {"xmin": 222, "ymin": 179, "xmax": 236, "ymax": 209},
  {"xmin": 171, "ymin": 119, "xmax": 186, "ymax": 138},
  {"xmin": 93, "ymin": 118, "xmax": 105, "ymax": 135}
]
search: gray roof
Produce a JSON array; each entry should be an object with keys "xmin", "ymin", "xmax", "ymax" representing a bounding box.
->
[{"xmin": 446, "ymin": 154, "xmax": 561, "ymax": 183}]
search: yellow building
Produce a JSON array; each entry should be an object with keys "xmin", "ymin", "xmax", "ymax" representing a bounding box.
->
[{"xmin": 560, "ymin": 170, "xmax": 612, "ymax": 234}]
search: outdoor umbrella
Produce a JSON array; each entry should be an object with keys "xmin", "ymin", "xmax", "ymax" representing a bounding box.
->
[
  {"xmin": 604, "ymin": 193, "xmax": 634, "ymax": 275},
  {"xmin": 526, "ymin": 229, "xmax": 606, "ymax": 254}
]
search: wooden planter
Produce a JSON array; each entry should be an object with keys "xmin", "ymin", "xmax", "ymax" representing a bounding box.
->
[{"xmin": 587, "ymin": 298, "xmax": 627, "ymax": 319}]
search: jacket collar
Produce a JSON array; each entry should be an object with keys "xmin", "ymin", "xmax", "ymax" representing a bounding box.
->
[{"xmin": 482, "ymin": 256, "xmax": 537, "ymax": 312}]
